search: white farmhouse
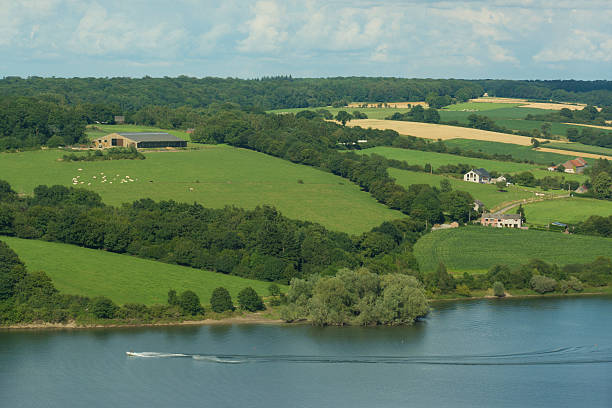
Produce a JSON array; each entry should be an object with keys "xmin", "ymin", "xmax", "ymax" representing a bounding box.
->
[{"xmin": 464, "ymin": 168, "xmax": 491, "ymax": 184}]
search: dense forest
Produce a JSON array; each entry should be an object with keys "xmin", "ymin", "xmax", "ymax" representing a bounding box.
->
[{"xmin": 2, "ymin": 77, "xmax": 612, "ymax": 111}]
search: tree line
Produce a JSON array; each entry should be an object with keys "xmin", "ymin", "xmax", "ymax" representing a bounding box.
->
[{"xmin": 0, "ymin": 180, "xmax": 427, "ymax": 284}]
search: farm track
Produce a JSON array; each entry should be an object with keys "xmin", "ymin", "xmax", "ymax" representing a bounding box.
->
[{"xmin": 491, "ymin": 193, "xmax": 571, "ymax": 214}]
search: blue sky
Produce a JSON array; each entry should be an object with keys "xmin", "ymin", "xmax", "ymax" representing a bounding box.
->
[{"xmin": 1, "ymin": 0, "xmax": 611, "ymax": 79}]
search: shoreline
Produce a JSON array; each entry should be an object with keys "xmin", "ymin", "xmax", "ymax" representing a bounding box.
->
[{"xmin": 2, "ymin": 291, "xmax": 610, "ymax": 331}]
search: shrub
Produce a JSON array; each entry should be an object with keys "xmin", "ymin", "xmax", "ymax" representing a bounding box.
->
[
  {"xmin": 455, "ymin": 284, "xmax": 471, "ymax": 297},
  {"xmin": 178, "ymin": 290, "xmax": 202, "ymax": 315},
  {"xmin": 92, "ymin": 297, "xmax": 118, "ymax": 319},
  {"xmin": 167, "ymin": 289, "xmax": 178, "ymax": 306},
  {"xmin": 493, "ymin": 281, "xmax": 505, "ymax": 297},
  {"xmin": 210, "ymin": 287, "xmax": 233, "ymax": 313},
  {"xmin": 530, "ymin": 275, "xmax": 557, "ymax": 294},
  {"xmin": 268, "ymin": 283, "xmax": 281, "ymax": 297},
  {"xmin": 237, "ymin": 287, "xmax": 265, "ymax": 312},
  {"xmin": 46, "ymin": 135, "xmax": 65, "ymax": 148}
]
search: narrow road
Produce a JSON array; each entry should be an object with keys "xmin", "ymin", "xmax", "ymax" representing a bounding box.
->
[{"xmin": 492, "ymin": 193, "xmax": 571, "ymax": 214}]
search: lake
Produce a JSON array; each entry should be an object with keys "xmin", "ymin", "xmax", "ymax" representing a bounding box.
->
[{"xmin": 1, "ymin": 296, "xmax": 611, "ymax": 407}]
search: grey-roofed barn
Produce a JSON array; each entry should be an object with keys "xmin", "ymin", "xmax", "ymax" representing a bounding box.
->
[{"xmin": 93, "ymin": 132, "xmax": 187, "ymax": 149}]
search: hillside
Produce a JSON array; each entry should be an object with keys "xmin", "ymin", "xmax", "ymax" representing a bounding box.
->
[
  {"xmin": 0, "ymin": 145, "xmax": 402, "ymax": 234},
  {"xmin": 1, "ymin": 237, "xmax": 280, "ymax": 306},
  {"xmin": 414, "ymin": 226, "xmax": 612, "ymax": 273}
]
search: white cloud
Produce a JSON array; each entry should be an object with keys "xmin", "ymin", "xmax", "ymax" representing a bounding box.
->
[
  {"xmin": 488, "ymin": 44, "xmax": 519, "ymax": 64},
  {"xmin": 237, "ymin": 1, "xmax": 288, "ymax": 53},
  {"xmin": 68, "ymin": 2, "xmax": 187, "ymax": 57},
  {"xmin": 533, "ymin": 30, "xmax": 612, "ymax": 62}
]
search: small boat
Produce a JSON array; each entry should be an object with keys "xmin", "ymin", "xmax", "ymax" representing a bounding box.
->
[{"xmin": 126, "ymin": 351, "xmax": 138, "ymax": 357}]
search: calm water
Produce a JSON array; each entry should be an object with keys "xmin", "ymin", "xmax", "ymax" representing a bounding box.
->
[{"xmin": 1, "ymin": 296, "xmax": 611, "ymax": 408}]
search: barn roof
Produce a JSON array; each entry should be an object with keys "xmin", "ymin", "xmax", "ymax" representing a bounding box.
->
[{"xmin": 117, "ymin": 132, "xmax": 184, "ymax": 142}]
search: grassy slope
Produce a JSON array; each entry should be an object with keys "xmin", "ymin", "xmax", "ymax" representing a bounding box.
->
[
  {"xmin": 0, "ymin": 146, "xmax": 402, "ymax": 235},
  {"xmin": 86, "ymin": 124, "xmax": 192, "ymax": 142},
  {"xmin": 443, "ymin": 139, "xmax": 592, "ymax": 167},
  {"xmin": 545, "ymin": 142, "xmax": 612, "ymax": 156},
  {"xmin": 524, "ymin": 198, "xmax": 612, "ymax": 225},
  {"xmin": 1, "ymin": 236, "xmax": 282, "ymax": 305},
  {"xmin": 389, "ymin": 168, "xmax": 545, "ymax": 208},
  {"xmin": 269, "ymin": 106, "xmax": 413, "ymax": 120},
  {"xmin": 357, "ymin": 146, "xmax": 539, "ymax": 173},
  {"xmin": 414, "ymin": 226, "xmax": 612, "ymax": 273}
]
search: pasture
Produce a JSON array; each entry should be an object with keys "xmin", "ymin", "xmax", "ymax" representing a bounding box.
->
[
  {"xmin": 357, "ymin": 146, "xmax": 539, "ymax": 174},
  {"xmin": 545, "ymin": 142, "xmax": 612, "ymax": 157},
  {"xmin": 443, "ymin": 139, "xmax": 591, "ymax": 166},
  {"xmin": 1, "ymin": 236, "xmax": 281, "ymax": 306},
  {"xmin": 524, "ymin": 198, "xmax": 612, "ymax": 225},
  {"xmin": 413, "ymin": 226, "xmax": 612, "ymax": 274},
  {"xmin": 0, "ymin": 146, "xmax": 403, "ymax": 235},
  {"xmin": 388, "ymin": 168, "xmax": 539, "ymax": 208},
  {"xmin": 86, "ymin": 124, "xmax": 192, "ymax": 142},
  {"xmin": 268, "ymin": 106, "xmax": 413, "ymax": 120}
]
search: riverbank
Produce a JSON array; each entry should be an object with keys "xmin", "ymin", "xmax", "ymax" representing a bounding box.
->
[
  {"xmin": 1, "ymin": 312, "xmax": 284, "ymax": 331},
  {"xmin": 3, "ymin": 289, "xmax": 611, "ymax": 330}
]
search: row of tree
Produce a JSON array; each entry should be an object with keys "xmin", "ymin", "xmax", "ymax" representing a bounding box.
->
[{"xmin": 0, "ymin": 180, "xmax": 428, "ymax": 283}]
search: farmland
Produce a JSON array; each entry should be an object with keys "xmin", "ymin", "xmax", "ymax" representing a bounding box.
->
[
  {"xmin": 1, "ymin": 236, "xmax": 279, "ymax": 305},
  {"xmin": 269, "ymin": 106, "xmax": 413, "ymax": 120},
  {"xmin": 349, "ymin": 119, "xmax": 546, "ymax": 145},
  {"xmin": 413, "ymin": 226, "xmax": 612, "ymax": 274},
  {"xmin": 357, "ymin": 146, "xmax": 539, "ymax": 173},
  {"xmin": 388, "ymin": 168, "xmax": 539, "ymax": 208},
  {"xmin": 0, "ymin": 146, "xmax": 403, "ymax": 235},
  {"xmin": 442, "ymin": 139, "xmax": 591, "ymax": 166},
  {"xmin": 86, "ymin": 124, "xmax": 192, "ymax": 142},
  {"xmin": 524, "ymin": 198, "xmax": 612, "ymax": 225},
  {"xmin": 442, "ymin": 102, "xmax": 522, "ymax": 111}
]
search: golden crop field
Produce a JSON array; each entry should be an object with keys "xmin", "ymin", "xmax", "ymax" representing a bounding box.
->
[
  {"xmin": 348, "ymin": 119, "xmax": 543, "ymax": 145},
  {"xmin": 469, "ymin": 97, "xmax": 591, "ymax": 111},
  {"xmin": 347, "ymin": 101, "xmax": 428, "ymax": 108}
]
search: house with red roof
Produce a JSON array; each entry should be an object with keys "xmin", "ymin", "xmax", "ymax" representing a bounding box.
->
[{"xmin": 547, "ymin": 157, "xmax": 588, "ymax": 174}]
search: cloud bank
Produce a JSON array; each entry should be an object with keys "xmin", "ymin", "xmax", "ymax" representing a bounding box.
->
[{"xmin": 0, "ymin": 0, "xmax": 610, "ymax": 79}]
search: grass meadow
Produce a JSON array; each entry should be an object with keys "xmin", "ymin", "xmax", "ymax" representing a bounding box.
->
[
  {"xmin": 414, "ymin": 226, "xmax": 612, "ymax": 274},
  {"xmin": 0, "ymin": 146, "xmax": 403, "ymax": 234},
  {"xmin": 442, "ymin": 139, "xmax": 592, "ymax": 165},
  {"xmin": 388, "ymin": 168, "xmax": 541, "ymax": 208},
  {"xmin": 357, "ymin": 146, "xmax": 540, "ymax": 173},
  {"xmin": 86, "ymin": 124, "xmax": 192, "ymax": 142},
  {"xmin": 524, "ymin": 198, "xmax": 612, "ymax": 225},
  {"xmin": 1, "ymin": 236, "xmax": 282, "ymax": 305}
]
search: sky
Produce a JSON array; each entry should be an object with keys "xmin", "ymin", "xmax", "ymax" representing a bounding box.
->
[{"xmin": 1, "ymin": 0, "xmax": 611, "ymax": 80}]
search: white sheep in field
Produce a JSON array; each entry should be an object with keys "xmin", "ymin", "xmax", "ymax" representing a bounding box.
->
[{"xmin": 78, "ymin": 168, "xmax": 83, "ymax": 171}]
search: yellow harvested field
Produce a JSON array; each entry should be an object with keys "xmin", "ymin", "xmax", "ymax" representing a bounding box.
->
[
  {"xmin": 519, "ymin": 102, "xmax": 590, "ymax": 111},
  {"xmin": 348, "ymin": 119, "xmax": 543, "ymax": 145},
  {"xmin": 534, "ymin": 147, "xmax": 612, "ymax": 161},
  {"xmin": 563, "ymin": 123, "xmax": 612, "ymax": 130},
  {"xmin": 470, "ymin": 97, "xmax": 527, "ymax": 104},
  {"xmin": 348, "ymin": 101, "xmax": 428, "ymax": 108},
  {"xmin": 470, "ymin": 97, "xmax": 594, "ymax": 111}
]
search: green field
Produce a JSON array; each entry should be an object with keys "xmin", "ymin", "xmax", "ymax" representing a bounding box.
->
[
  {"xmin": 545, "ymin": 142, "xmax": 612, "ymax": 157},
  {"xmin": 524, "ymin": 198, "xmax": 612, "ymax": 225},
  {"xmin": 441, "ymin": 102, "xmax": 522, "ymax": 111},
  {"xmin": 358, "ymin": 146, "xmax": 539, "ymax": 174},
  {"xmin": 86, "ymin": 124, "xmax": 192, "ymax": 142},
  {"xmin": 414, "ymin": 226, "xmax": 612, "ymax": 273},
  {"xmin": 269, "ymin": 106, "xmax": 413, "ymax": 120},
  {"xmin": 0, "ymin": 146, "xmax": 402, "ymax": 234},
  {"xmin": 1, "ymin": 236, "xmax": 282, "ymax": 305},
  {"xmin": 443, "ymin": 139, "xmax": 591, "ymax": 165},
  {"xmin": 389, "ymin": 168, "xmax": 554, "ymax": 209}
]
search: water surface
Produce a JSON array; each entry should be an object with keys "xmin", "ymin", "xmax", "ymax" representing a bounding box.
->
[{"xmin": 1, "ymin": 296, "xmax": 611, "ymax": 407}]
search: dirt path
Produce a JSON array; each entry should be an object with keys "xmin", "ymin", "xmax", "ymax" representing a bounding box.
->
[{"xmin": 491, "ymin": 193, "xmax": 571, "ymax": 214}]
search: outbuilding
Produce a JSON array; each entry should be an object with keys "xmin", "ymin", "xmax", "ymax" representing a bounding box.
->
[{"xmin": 93, "ymin": 132, "xmax": 187, "ymax": 149}]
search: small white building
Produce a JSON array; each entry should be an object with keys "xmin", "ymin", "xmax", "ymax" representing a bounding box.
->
[
  {"xmin": 481, "ymin": 212, "xmax": 523, "ymax": 228},
  {"xmin": 464, "ymin": 168, "xmax": 491, "ymax": 184}
]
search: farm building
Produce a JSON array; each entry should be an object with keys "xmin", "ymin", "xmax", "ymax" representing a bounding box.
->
[
  {"xmin": 93, "ymin": 132, "xmax": 187, "ymax": 149},
  {"xmin": 464, "ymin": 168, "xmax": 491, "ymax": 184},
  {"xmin": 547, "ymin": 157, "xmax": 588, "ymax": 174},
  {"xmin": 481, "ymin": 212, "xmax": 523, "ymax": 228}
]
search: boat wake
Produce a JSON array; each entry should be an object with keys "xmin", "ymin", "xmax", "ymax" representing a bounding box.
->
[{"xmin": 126, "ymin": 345, "xmax": 612, "ymax": 366}]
